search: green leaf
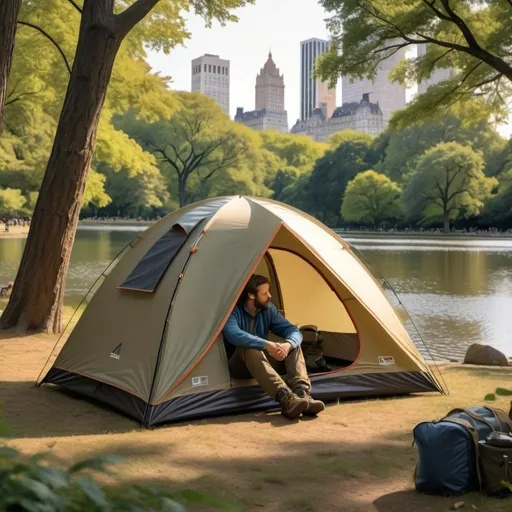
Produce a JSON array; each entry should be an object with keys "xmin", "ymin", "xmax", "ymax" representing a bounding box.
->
[
  {"xmin": 484, "ymin": 393, "xmax": 497, "ymax": 401},
  {"xmin": 161, "ymin": 497, "xmax": 186, "ymax": 512},
  {"xmin": 73, "ymin": 475, "xmax": 109, "ymax": 507},
  {"xmin": 69, "ymin": 455, "xmax": 123, "ymax": 474},
  {"xmin": 15, "ymin": 476, "xmax": 58, "ymax": 503},
  {"xmin": 0, "ymin": 446, "xmax": 19, "ymax": 458},
  {"xmin": 495, "ymin": 388, "xmax": 512, "ymax": 396}
]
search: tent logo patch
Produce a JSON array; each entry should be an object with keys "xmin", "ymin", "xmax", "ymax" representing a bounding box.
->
[
  {"xmin": 110, "ymin": 343, "xmax": 122, "ymax": 360},
  {"xmin": 378, "ymin": 356, "xmax": 395, "ymax": 365},
  {"xmin": 192, "ymin": 376, "xmax": 208, "ymax": 387}
]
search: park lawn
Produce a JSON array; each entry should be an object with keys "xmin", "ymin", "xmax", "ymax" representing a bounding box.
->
[{"xmin": 0, "ymin": 332, "xmax": 511, "ymax": 512}]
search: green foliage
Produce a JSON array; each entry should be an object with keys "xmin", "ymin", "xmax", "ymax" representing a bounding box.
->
[
  {"xmin": 303, "ymin": 130, "xmax": 375, "ymax": 225},
  {"xmin": 317, "ymin": 0, "xmax": 512, "ymax": 128},
  {"xmin": 484, "ymin": 387, "xmax": 512, "ymax": 402},
  {"xmin": 257, "ymin": 131, "xmax": 327, "ymax": 201},
  {"xmin": 0, "ymin": 188, "xmax": 26, "ymax": 216},
  {"xmin": 341, "ymin": 170, "xmax": 403, "ymax": 227},
  {"xmin": 0, "ymin": 446, "xmax": 238, "ymax": 511},
  {"xmin": 117, "ymin": 92, "xmax": 258, "ymax": 206},
  {"xmin": 403, "ymin": 142, "xmax": 498, "ymax": 232},
  {"xmin": 374, "ymin": 116, "xmax": 506, "ymax": 183}
]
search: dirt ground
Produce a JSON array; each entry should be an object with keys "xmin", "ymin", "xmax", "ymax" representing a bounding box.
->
[{"xmin": 0, "ymin": 332, "xmax": 511, "ymax": 512}]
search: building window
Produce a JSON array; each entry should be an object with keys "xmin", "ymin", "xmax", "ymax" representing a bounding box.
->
[
  {"xmin": 208, "ymin": 64, "xmax": 211, "ymax": 72},
  {"xmin": 226, "ymin": 68, "xmax": 229, "ymax": 76}
]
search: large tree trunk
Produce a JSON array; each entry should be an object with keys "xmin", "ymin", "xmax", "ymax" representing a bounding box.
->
[
  {"xmin": 178, "ymin": 177, "xmax": 187, "ymax": 207},
  {"xmin": 0, "ymin": 0, "xmax": 22, "ymax": 136},
  {"xmin": 0, "ymin": 3, "xmax": 122, "ymax": 334},
  {"xmin": 443, "ymin": 211, "xmax": 450, "ymax": 233}
]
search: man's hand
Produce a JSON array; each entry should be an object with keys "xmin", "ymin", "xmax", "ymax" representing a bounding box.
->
[{"xmin": 264, "ymin": 341, "xmax": 291, "ymax": 361}]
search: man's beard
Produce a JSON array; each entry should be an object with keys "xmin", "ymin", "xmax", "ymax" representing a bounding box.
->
[{"xmin": 255, "ymin": 298, "xmax": 271, "ymax": 310}]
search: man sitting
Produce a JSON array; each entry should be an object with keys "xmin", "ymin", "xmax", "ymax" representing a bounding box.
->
[{"xmin": 223, "ymin": 274, "xmax": 325, "ymax": 420}]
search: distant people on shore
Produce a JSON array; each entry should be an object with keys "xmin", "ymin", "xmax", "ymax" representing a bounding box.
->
[
  {"xmin": 0, "ymin": 282, "xmax": 13, "ymax": 296},
  {"xmin": 1, "ymin": 218, "xmax": 31, "ymax": 231}
]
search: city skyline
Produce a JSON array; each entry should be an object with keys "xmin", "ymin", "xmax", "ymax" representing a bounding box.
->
[
  {"xmin": 146, "ymin": 0, "xmax": 339, "ymax": 125},
  {"xmin": 146, "ymin": 0, "xmax": 512, "ymax": 137}
]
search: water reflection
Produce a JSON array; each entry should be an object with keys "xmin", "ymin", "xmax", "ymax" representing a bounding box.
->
[{"xmin": 0, "ymin": 229, "xmax": 510, "ymax": 360}]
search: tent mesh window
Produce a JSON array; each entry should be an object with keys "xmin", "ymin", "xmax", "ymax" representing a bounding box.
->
[{"xmin": 119, "ymin": 224, "xmax": 189, "ymax": 293}]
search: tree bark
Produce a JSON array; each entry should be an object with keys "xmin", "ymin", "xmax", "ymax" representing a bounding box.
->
[
  {"xmin": 0, "ymin": 0, "xmax": 22, "ymax": 136},
  {"xmin": 178, "ymin": 176, "xmax": 187, "ymax": 207},
  {"xmin": 443, "ymin": 211, "xmax": 450, "ymax": 233},
  {"xmin": 0, "ymin": 2, "xmax": 122, "ymax": 333}
]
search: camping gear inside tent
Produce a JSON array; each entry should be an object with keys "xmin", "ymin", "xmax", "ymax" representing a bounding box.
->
[{"xmin": 38, "ymin": 197, "xmax": 444, "ymax": 427}]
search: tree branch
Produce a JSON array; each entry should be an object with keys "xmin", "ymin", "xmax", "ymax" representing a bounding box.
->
[
  {"xmin": 422, "ymin": 0, "xmax": 452, "ymax": 22},
  {"xmin": 116, "ymin": 0, "xmax": 161, "ymax": 39},
  {"xmin": 439, "ymin": 0, "xmax": 481, "ymax": 50},
  {"xmin": 65, "ymin": 0, "xmax": 82, "ymax": 14},
  {"xmin": 5, "ymin": 88, "xmax": 42, "ymax": 106},
  {"xmin": 17, "ymin": 21, "xmax": 71, "ymax": 74},
  {"xmin": 358, "ymin": 1, "xmax": 512, "ymax": 80}
]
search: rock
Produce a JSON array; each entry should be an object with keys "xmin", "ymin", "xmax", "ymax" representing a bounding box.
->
[
  {"xmin": 451, "ymin": 501, "xmax": 465, "ymax": 510},
  {"xmin": 464, "ymin": 343, "xmax": 509, "ymax": 366}
]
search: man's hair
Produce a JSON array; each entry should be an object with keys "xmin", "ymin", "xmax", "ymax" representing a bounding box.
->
[{"xmin": 239, "ymin": 274, "xmax": 270, "ymax": 303}]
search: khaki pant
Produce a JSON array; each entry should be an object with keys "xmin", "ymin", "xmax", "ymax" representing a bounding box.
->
[{"xmin": 229, "ymin": 345, "xmax": 311, "ymax": 399}]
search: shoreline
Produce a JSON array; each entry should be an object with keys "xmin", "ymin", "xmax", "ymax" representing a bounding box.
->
[{"xmin": 2, "ymin": 221, "xmax": 511, "ymax": 240}]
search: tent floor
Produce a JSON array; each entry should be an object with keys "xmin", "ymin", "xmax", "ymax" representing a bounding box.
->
[{"xmin": 42, "ymin": 367, "xmax": 440, "ymax": 427}]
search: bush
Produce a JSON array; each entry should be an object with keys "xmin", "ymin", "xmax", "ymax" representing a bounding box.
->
[{"xmin": 0, "ymin": 414, "xmax": 236, "ymax": 511}]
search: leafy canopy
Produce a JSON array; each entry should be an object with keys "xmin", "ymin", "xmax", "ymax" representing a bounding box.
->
[
  {"xmin": 403, "ymin": 141, "xmax": 498, "ymax": 229},
  {"xmin": 318, "ymin": 0, "xmax": 512, "ymax": 128},
  {"xmin": 341, "ymin": 170, "xmax": 403, "ymax": 226}
]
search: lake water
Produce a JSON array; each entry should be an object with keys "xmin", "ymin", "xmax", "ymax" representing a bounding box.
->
[{"xmin": 1, "ymin": 226, "xmax": 511, "ymax": 361}]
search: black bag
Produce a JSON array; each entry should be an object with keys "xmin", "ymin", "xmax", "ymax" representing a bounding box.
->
[
  {"xmin": 479, "ymin": 432, "xmax": 512, "ymax": 497},
  {"xmin": 413, "ymin": 406, "xmax": 512, "ymax": 496},
  {"xmin": 299, "ymin": 325, "xmax": 331, "ymax": 373}
]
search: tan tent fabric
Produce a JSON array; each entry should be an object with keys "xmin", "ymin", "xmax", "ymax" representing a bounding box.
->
[
  {"xmin": 41, "ymin": 196, "xmax": 442, "ymax": 426},
  {"xmin": 153, "ymin": 198, "xmax": 282, "ymax": 403}
]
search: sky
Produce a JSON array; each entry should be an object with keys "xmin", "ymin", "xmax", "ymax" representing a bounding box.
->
[
  {"xmin": 146, "ymin": 0, "xmax": 511, "ymax": 138},
  {"xmin": 146, "ymin": 0, "xmax": 338, "ymax": 125}
]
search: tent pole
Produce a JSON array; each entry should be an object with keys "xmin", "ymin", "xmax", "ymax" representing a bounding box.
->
[{"xmin": 345, "ymin": 240, "xmax": 449, "ymax": 396}]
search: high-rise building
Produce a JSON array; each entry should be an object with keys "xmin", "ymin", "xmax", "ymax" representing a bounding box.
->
[
  {"xmin": 191, "ymin": 54, "xmax": 230, "ymax": 115},
  {"xmin": 417, "ymin": 44, "xmax": 456, "ymax": 94},
  {"xmin": 234, "ymin": 51, "xmax": 288, "ymax": 133},
  {"xmin": 341, "ymin": 40, "xmax": 407, "ymax": 123},
  {"xmin": 255, "ymin": 50, "xmax": 285, "ymax": 112},
  {"xmin": 300, "ymin": 38, "xmax": 336, "ymax": 121}
]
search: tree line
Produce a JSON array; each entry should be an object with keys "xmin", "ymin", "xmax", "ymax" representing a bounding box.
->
[{"xmin": 1, "ymin": 0, "xmax": 512, "ymax": 334}]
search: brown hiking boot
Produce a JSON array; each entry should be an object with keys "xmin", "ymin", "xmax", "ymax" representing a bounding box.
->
[
  {"xmin": 276, "ymin": 388, "xmax": 309, "ymax": 420},
  {"xmin": 294, "ymin": 386, "xmax": 325, "ymax": 416}
]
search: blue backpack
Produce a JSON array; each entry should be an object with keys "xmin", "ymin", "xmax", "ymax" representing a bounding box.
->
[{"xmin": 413, "ymin": 406, "xmax": 512, "ymax": 496}]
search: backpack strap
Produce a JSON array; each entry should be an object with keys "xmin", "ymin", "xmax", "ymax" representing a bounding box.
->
[
  {"xmin": 442, "ymin": 417, "xmax": 482, "ymax": 492},
  {"xmin": 445, "ymin": 408, "xmax": 497, "ymax": 432},
  {"xmin": 483, "ymin": 407, "xmax": 512, "ymax": 433}
]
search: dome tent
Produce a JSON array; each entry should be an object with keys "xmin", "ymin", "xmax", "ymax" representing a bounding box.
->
[{"xmin": 39, "ymin": 196, "xmax": 443, "ymax": 427}]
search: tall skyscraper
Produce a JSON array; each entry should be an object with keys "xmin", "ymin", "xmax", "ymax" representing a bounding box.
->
[
  {"xmin": 255, "ymin": 50, "xmax": 285, "ymax": 112},
  {"xmin": 191, "ymin": 54, "xmax": 230, "ymax": 115},
  {"xmin": 300, "ymin": 38, "xmax": 336, "ymax": 121},
  {"xmin": 235, "ymin": 51, "xmax": 288, "ymax": 133},
  {"xmin": 417, "ymin": 44, "xmax": 456, "ymax": 94},
  {"xmin": 341, "ymin": 39, "xmax": 407, "ymax": 123}
]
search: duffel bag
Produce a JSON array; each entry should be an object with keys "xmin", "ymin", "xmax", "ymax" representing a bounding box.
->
[
  {"xmin": 413, "ymin": 406, "xmax": 512, "ymax": 496},
  {"xmin": 414, "ymin": 417, "xmax": 481, "ymax": 495}
]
